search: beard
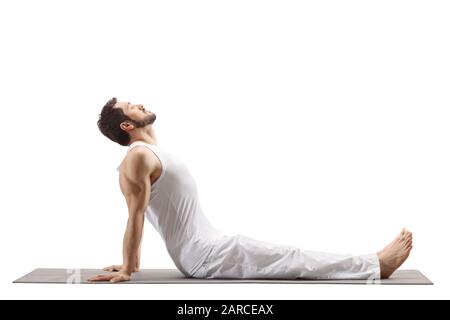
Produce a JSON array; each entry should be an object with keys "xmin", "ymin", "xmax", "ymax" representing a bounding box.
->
[{"xmin": 131, "ymin": 113, "xmax": 156, "ymax": 128}]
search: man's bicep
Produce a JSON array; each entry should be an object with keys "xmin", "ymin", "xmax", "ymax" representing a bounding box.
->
[
  {"xmin": 119, "ymin": 151, "xmax": 153, "ymax": 216},
  {"xmin": 120, "ymin": 171, "xmax": 151, "ymax": 215},
  {"xmin": 126, "ymin": 179, "xmax": 151, "ymax": 217}
]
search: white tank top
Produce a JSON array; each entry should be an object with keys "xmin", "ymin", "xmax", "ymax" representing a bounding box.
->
[{"xmin": 119, "ymin": 141, "xmax": 225, "ymax": 276}]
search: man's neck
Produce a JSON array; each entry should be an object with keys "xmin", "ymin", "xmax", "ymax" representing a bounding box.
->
[
  {"xmin": 129, "ymin": 126, "xmax": 158, "ymax": 146},
  {"xmin": 129, "ymin": 137, "xmax": 158, "ymax": 146}
]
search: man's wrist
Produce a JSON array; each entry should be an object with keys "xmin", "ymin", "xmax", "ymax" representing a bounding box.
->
[{"xmin": 121, "ymin": 265, "xmax": 135, "ymax": 275}]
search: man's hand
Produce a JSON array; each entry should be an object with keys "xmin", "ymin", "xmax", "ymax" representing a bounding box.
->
[
  {"xmin": 88, "ymin": 271, "xmax": 132, "ymax": 283},
  {"xmin": 103, "ymin": 264, "xmax": 139, "ymax": 272}
]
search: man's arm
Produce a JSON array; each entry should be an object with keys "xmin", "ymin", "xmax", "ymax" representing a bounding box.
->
[
  {"xmin": 136, "ymin": 226, "xmax": 143, "ymax": 271},
  {"xmin": 121, "ymin": 160, "xmax": 151, "ymax": 275},
  {"xmin": 88, "ymin": 148, "xmax": 154, "ymax": 283}
]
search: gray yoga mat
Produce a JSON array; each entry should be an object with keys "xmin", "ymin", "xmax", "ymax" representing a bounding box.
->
[{"xmin": 13, "ymin": 268, "xmax": 432, "ymax": 285}]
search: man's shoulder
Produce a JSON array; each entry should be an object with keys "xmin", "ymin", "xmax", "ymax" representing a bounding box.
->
[
  {"xmin": 121, "ymin": 146, "xmax": 158, "ymax": 177},
  {"xmin": 127, "ymin": 145, "xmax": 153, "ymax": 160}
]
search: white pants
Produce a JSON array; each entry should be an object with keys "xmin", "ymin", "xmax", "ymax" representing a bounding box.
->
[{"xmin": 191, "ymin": 234, "xmax": 380, "ymax": 280}]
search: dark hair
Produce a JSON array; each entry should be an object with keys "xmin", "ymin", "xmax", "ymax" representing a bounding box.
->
[{"xmin": 97, "ymin": 97, "xmax": 132, "ymax": 146}]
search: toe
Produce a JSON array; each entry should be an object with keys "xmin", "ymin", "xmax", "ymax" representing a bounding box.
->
[{"xmin": 402, "ymin": 240, "xmax": 411, "ymax": 248}]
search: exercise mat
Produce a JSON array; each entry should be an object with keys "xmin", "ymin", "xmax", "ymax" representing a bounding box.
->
[{"xmin": 13, "ymin": 268, "xmax": 432, "ymax": 285}]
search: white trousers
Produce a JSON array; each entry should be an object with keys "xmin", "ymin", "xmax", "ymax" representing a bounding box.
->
[{"xmin": 190, "ymin": 234, "xmax": 380, "ymax": 280}]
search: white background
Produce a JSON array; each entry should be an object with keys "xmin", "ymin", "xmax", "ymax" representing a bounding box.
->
[{"xmin": 0, "ymin": 0, "xmax": 449, "ymax": 299}]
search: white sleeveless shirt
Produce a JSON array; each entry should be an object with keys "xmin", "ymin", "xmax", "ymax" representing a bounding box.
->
[{"xmin": 119, "ymin": 141, "xmax": 225, "ymax": 276}]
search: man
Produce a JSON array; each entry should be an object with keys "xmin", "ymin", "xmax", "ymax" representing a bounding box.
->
[{"xmin": 90, "ymin": 97, "xmax": 413, "ymax": 283}]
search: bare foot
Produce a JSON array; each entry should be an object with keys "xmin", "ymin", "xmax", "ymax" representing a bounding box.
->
[{"xmin": 377, "ymin": 228, "xmax": 413, "ymax": 279}]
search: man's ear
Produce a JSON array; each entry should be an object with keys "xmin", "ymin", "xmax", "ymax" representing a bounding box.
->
[{"xmin": 120, "ymin": 121, "xmax": 135, "ymax": 132}]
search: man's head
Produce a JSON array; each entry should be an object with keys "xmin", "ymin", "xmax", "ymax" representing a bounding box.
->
[{"xmin": 97, "ymin": 97, "xmax": 156, "ymax": 146}]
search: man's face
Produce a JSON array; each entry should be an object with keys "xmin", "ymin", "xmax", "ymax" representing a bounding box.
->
[{"xmin": 114, "ymin": 101, "xmax": 156, "ymax": 128}]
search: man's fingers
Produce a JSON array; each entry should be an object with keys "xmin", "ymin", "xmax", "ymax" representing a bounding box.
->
[
  {"xmin": 110, "ymin": 274, "xmax": 131, "ymax": 283},
  {"xmin": 88, "ymin": 274, "xmax": 114, "ymax": 282},
  {"xmin": 103, "ymin": 265, "xmax": 121, "ymax": 272},
  {"xmin": 87, "ymin": 274, "xmax": 104, "ymax": 281},
  {"xmin": 87, "ymin": 275, "xmax": 100, "ymax": 281},
  {"xmin": 88, "ymin": 271, "xmax": 130, "ymax": 283},
  {"xmin": 110, "ymin": 276, "xmax": 121, "ymax": 283}
]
